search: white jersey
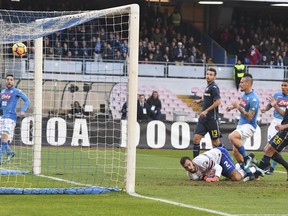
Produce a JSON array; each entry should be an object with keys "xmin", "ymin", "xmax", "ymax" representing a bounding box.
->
[
  {"xmin": 187, "ymin": 148, "xmax": 223, "ymax": 180},
  {"xmin": 267, "ymin": 118, "xmax": 282, "ymax": 141}
]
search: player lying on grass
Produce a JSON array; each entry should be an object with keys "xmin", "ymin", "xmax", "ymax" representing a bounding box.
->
[{"xmin": 180, "ymin": 147, "xmax": 264, "ymax": 182}]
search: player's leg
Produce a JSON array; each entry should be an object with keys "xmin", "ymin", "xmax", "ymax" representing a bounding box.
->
[
  {"xmin": 6, "ymin": 122, "xmax": 16, "ymax": 160},
  {"xmin": 218, "ymin": 147, "xmax": 242, "ymax": 181},
  {"xmin": 229, "ymin": 124, "xmax": 255, "ymax": 169},
  {"xmin": 271, "ymin": 152, "xmax": 288, "ymax": 171},
  {"xmin": 266, "ymin": 160, "xmax": 277, "ymax": 175},
  {"xmin": 208, "ymin": 119, "xmax": 223, "ymax": 148},
  {"xmin": 3, "ymin": 119, "xmax": 16, "ymax": 162},
  {"xmin": 232, "ymin": 145, "xmax": 244, "ymax": 163},
  {"xmin": 256, "ymin": 131, "xmax": 288, "ymax": 179},
  {"xmin": 192, "ymin": 133, "xmax": 202, "ymax": 158},
  {"xmin": 6, "ymin": 140, "xmax": 15, "ymax": 162},
  {"xmin": 0, "ymin": 119, "xmax": 5, "ymax": 163},
  {"xmin": 265, "ymin": 119, "xmax": 280, "ymax": 174},
  {"xmin": 0, "ymin": 133, "xmax": 9, "ymax": 161},
  {"xmin": 192, "ymin": 118, "xmax": 205, "ymax": 158}
]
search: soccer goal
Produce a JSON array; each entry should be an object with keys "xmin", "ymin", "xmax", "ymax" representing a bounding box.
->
[{"xmin": 0, "ymin": 4, "xmax": 139, "ymax": 194}]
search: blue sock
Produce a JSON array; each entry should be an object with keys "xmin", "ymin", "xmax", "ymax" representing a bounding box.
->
[
  {"xmin": 271, "ymin": 160, "xmax": 277, "ymax": 169},
  {"xmin": 6, "ymin": 142, "xmax": 12, "ymax": 154},
  {"xmin": 1, "ymin": 142, "xmax": 8, "ymax": 155},
  {"xmin": 237, "ymin": 146, "xmax": 248, "ymax": 158},
  {"xmin": 0, "ymin": 142, "xmax": 8, "ymax": 161}
]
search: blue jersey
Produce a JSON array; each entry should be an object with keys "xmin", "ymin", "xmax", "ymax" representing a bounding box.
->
[
  {"xmin": 238, "ymin": 90, "xmax": 259, "ymax": 129},
  {"xmin": 0, "ymin": 87, "xmax": 30, "ymax": 122},
  {"xmin": 273, "ymin": 92, "xmax": 288, "ymax": 119}
]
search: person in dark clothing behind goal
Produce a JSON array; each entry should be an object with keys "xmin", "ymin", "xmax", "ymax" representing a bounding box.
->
[
  {"xmin": 146, "ymin": 91, "xmax": 162, "ymax": 120},
  {"xmin": 137, "ymin": 94, "xmax": 150, "ymax": 121},
  {"xmin": 234, "ymin": 59, "xmax": 246, "ymax": 91},
  {"xmin": 191, "ymin": 68, "xmax": 223, "ymax": 158}
]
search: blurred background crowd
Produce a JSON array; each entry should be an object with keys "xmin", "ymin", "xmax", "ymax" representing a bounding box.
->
[{"xmin": 2, "ymin": 0, "xmax": 288, "ymax": 67}]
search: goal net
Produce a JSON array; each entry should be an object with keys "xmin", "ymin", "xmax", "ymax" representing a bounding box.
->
[{"xmin": 0, "ymin": 4, "xmax": 139, "ymax": 194}]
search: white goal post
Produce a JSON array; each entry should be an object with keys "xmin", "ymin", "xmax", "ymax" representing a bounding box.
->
[{"xmin": 0, "ymin": 4, "xmax": 139, "ymax": 194}]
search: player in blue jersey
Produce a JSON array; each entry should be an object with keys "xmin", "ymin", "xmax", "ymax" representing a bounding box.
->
[
  {"xmin": 226, "ymin": 73, "xmax": 260, "ymax": 181},
  {"xmin": 180, "ymin": 147, "xmax": 262, "ymax": 182},
  {"xmin": 260, "ymin": 81, "xmax": 288, "ymax": 174},
  {"xmin": 191, "ymin": 68, "xmax": 222, "ymax": 158},
  {"xmin": 255, "ymin": 93, "xmax": 288, "ymax": 180},
  {"xmin": 0, "ymin": 74, "xmax": 30, "ymax": 164}
]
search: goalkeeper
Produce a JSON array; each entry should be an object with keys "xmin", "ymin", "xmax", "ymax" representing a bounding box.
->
[
  {"xmin": 0, "ymin": 74, "xmax": 30, "ymax": 164},
  {"xmin": 180, "ymin": 147, "xmax": 262, "ymax": 182}
]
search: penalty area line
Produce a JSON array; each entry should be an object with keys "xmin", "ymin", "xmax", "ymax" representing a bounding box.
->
[{"xmin": 129, "ymin": 192, "xmax": 232, "ymax": 216}]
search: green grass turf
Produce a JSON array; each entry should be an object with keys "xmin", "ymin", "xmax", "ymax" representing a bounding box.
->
[{"xmin": 0, "ymin": 149, "xmax": 287, "ymax": 216}]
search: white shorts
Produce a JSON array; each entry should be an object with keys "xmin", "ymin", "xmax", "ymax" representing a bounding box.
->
[
  {"xmin": 0, "ymin": 118, "xmax": 16, "ymax": 141},
  {"xmin": 235, "ymin": 124, "xmax": 256, "ymax": 143},
  {"xmin": 267, "ymin": 118, "xmax": 282, "ymax": 141}
]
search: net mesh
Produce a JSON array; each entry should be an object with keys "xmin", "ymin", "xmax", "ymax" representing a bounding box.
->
[{"xmin": 0, "ymin": 5, "xmax": 136, "ymax": 194}]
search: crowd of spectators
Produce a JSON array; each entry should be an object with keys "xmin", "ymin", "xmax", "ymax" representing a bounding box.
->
[
  {"xmin": 6, "ymin": 1, "xmax": 288, "ymax": 67},
  {"xmin": 20, "ymin": 6, "xmax": 208, "ymax": 65},
  {"xmin": 212, "ymin": 9, "xmax": 288, "ymax": 67}
]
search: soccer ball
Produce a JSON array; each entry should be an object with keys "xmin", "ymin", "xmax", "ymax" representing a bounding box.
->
[{"xmin": 12, "ymin": 42, "xmax": 27, "ymax": 56}]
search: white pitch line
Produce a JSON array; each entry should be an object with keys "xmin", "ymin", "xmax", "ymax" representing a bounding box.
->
[
  {"xmin": 37, "ymin": 174, "xmax": 96, "ymax": 187},
  {"xmin": 235, "ymin": 214, "xmax": 288, "ymax": 216},
  {"xmin": 128, "ymin": 170, "xmax": 287, "ymax": 216},
  {"xmin": 137, "ymin": 167, "xmax": 180, "ymax": 170},
  {"xmin": 274, "ymin": 170, "xmax": 286, "ymax": 174},
  {"xmin": 129, "ymin": 192, "xmax": 233, "ymax": 216}
]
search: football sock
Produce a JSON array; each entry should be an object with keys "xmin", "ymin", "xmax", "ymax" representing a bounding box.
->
[
  {"xmin": 237, "ymin": 146, "xmax": 248, "ymax": 158},
  {"xmin": 1, "ymin": 142, "xmax": 7, "ymax": 153},
  {"xmin": 193, "ymin": 144, "xmax": 200, "ymax": 158},
  {"xmin": 6, "ymin": 143, "xmax": 12, "ymax": 154},
  {"xmin": 271, "ymin": 153, "xmax": 288, "ymax": 170},
  {"xmin": 271, "ymin": 160, "xmax": 277, "ymax": 169},
  {"xmin": 258, "ymin": 155, "xmax": 271, "ymax": 170},
  {"xmin": 0, "ymin": 142, "xmax": 8, "ymax": 159}
]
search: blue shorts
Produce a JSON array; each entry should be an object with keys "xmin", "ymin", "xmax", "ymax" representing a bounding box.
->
[{"xmin": 217, "ymin": 147, "xmax": 236, "ymax": 178}]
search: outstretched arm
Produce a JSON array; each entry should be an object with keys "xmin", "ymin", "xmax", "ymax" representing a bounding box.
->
[{"xmin": 18, "ymin": 90, "xmax": 30, "ymax": 116}]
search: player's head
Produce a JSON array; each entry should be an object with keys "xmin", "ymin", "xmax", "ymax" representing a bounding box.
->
[
  {"xmin": 5, "ymin": 74, "xmax": 14, "ymax": 89},
  {"xmin": 239, "ymin": 73, "xmax": 253, "ymax": 92},
  {"xmin": 180, "ymin": 156, "xmax": 197, "ymax": 173},
  {"xmin": 206, "ymin": 68, "xmax": 217, "ymax": 83},
  {"xmin": 281, "ymin": 80, "xmax": 288, "ymax": 95}
]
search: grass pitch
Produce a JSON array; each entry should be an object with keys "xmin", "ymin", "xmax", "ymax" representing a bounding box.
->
[{"xmin": 0, "ymin": 149, "xmax": 287, "ymax": 216}]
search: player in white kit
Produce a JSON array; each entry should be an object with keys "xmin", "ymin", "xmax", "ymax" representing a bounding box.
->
[{"xmin": 180, "ymin": 147, "xmax": 262, "ymax": 182}]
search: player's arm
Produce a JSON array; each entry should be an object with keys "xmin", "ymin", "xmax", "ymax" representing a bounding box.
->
[
  {"xmin": 192, "ymin": 98, "xmax": 203, "ymax": 105},
  {"xmin": 269, "ymin": 96, "xmax": 285, "ymax": 116},
  {"xmin": 236, "ymin": 98, "xmax": 258, "ymax": 121},
  {"xmin": 205, "ymin": 98, "xmax": 221, "ymax": 113},
  {"xmin": 201, "ymin": 157, "xmax": 221, "ymax": 182},
  {"xmin": 200, "ymin": 99, "xmax": 221, "ymax": 118},
  {"xmin": 260, "ymin": 103, "xmax": 272, "ymax": 113},
  {"xmin": 204, "ymin": 163, "xmax": 221, "ymax": 183},
  {"xmin": 18, "ymin": 90, "xmax": 30, "ymax": 115},
  {"xmin": 211, "ymin": 163, "xmax": 222, "ymax": 178},
  {"xmin": 226, "ymin": 99, "xmax": 238, "ymax": 112},
  {"xmin": 275, "ymin": 123, "xmax": 288, "ymax": 131},
  {"xmin": 238, "ymin": 108, "xmax": 255, "ymax": 121}
]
